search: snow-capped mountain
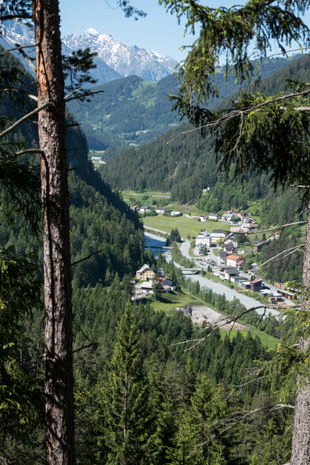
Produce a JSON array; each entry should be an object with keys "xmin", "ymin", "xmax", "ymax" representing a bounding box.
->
[
  {"xmin": 0, "ymin": 20, "xmax": 35, "ymax": 47},
  {"xmin": 62, "ymin": 28, "xmax": 178, "ymax": 82},
  {"xmin": 0, "ymin": 21, "xmax": 178, "ymax": 83}
]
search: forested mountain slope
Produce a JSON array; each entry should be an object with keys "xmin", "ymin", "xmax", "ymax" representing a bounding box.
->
[
  {"xmin": 1, "ymin": 46, "xmax": 297, "ymax": 465},
  {"xmin": 68, "ymin": 53, "xmax": 304, "ymax": 150},
  {"xmin": 101, "ymin": 53, "xmax": 310, "ymax": 206},
  {"xmin": 68, "ymin": 74, "xmax": 181, "ymax": 149},
  {"xmin": 0, "ymin": 47, "xmax": 145, "ymax": 286}
]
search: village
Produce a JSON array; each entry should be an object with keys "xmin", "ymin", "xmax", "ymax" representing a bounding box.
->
[
  {"xmin": 132, "ymin": 208, "xmax": 297, "ymax": 312},
  {"xmin": 195, "ymin": 210, "xmax": 297, "ymax": 302}
]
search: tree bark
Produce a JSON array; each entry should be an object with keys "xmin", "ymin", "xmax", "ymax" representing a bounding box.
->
[
  {"xmin": 290, "ymin": 198, "xmax": 310, "ymax": 465},
  {"xmin": 32, "ymin": 1, "xmax": 75, "ymax": 464}
]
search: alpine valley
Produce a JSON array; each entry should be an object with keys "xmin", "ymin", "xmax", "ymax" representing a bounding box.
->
[{"xmin": 0, "ymin": 14, "xmax": 309, "ymax": 465}]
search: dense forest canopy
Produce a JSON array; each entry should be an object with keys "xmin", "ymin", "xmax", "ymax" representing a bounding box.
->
[
  {"xmin": 1, "ymin": 1, "xmax": 310, "ymax": 464},
  {"xmin": 101, "ymin": 53, "xmax": 310, "ymax": 204},
  {"xmin": 67, "ymin": 53, "xmax": 304, "ymax": 150}
]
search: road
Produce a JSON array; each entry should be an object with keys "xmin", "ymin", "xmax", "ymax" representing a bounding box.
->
[
  {"xmin": 144, "ymin": 227, "xmax": 285, "ymax": 315},
  {"xmin": 179, "ymin": 238, "xmax": 191, "ymax": 259},
  {"xmin": 144, "ymin": 231, "xmax": 280, "ymax": 315}
]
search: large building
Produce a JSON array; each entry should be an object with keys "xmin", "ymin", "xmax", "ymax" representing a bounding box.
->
[
  {"xmin": 211, "ymin": 229, "xmax": 226, "ymax": 244},
  {"xmin": 136, "ymin": 264, "xmax": 155, "ymax": 280},
  {"xmin": 196, "ymin": 231, "xmax": 212, "ymax": 247},
  {"xmin": 227, "ymin": 254, "xmax": 245, "ymax": 269}
]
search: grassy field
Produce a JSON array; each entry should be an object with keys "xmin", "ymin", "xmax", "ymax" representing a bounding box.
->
[
  {"xmin": 148, "ymin": 290, "xmax": 204, "ymax": 313},
  {"xmin": 121, "ymin": 189, "xmax": 266, "ymax": 228},
  {"xmin": 121, "ymin": 190, "xmax": 171, "ymax": 204},
  {"xmin": 143, "ymin": 215, "xmax": 230, "ymax": 238},
  {"xmin": 144, "ymin": 289, "xmax": 279, "ymax": 349},
  {"xmin": 89, "ymin": 150, "xmax": 106, "ymax": 157},
  {"xmin": 221, "ymin": 327, "xmax": 279, "ymax": 349}
]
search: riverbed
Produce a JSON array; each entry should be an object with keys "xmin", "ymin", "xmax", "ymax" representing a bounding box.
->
[
  {"xmin": 144, "ymin": 232, "xmax": 167, "ymax": 258},
  {"xmin": 144, "ymin": 231, "xmax": 279, "ymax": 316}
]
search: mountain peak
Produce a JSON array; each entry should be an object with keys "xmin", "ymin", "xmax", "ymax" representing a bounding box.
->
[
  {"xmin": 86, "ymin": 27, "xmax": 99, "ymax": 36},
  {"xmin": 62, "ymin": 29, "xmax": 178, "ymax": 82},
  {"xmin": 1, "ymin": 21, "xmax": 178, "ymax": 84}
]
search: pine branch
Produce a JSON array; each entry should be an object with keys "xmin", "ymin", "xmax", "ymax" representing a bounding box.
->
[
  {"xmin": 246, "ymin": 221, "xmax": 307, "ymax": 235},
  {"xmin": 72, "ymin": 319, "xmax": 97, "ymax": 352},
  {"xmin": 1, "ymin": 88, "xmax": 37, "ymax": 101},
  {"xmin": 0, "ymin": 42, "xmax": 38, "ymax": 54},
  {"xmin": 166, "ymin": 89, "xmax": 310, "ymax": 146},
  {"xmin": 233, "ymin": 375, "xmax": 268, "ymax": 388},
  {"xmin": 266, "ymin": 46, "xmax": 310, "ymax": 59},
  {"xmin": 73, "ymin": 343, "xmax": 97, "ymax": 354},
  {"xmin": 0, "ymin": 102, "xmax": 52, "ymax": 139},
  {"xmin": 64, "ymin": 88, "xmax": 104, "ymax": 102},
  {"xmin": 186, "ymin": 403, "xmax": 294, "ymax": 461},
  {"xmin": 0, "ymin": 149, "xmax": 44, "ymax": 164},
  {"xmin": 71, "ymin": 250, "xmax": 103, "ymax": 267},
  {"xmin": 258, "ymin": 244, "xmax": 304, "ymax": 269},
  {"xmin": 0, "ymin": 14, "xmax": 32, "ymax": 20},
  {"xmin": 15, "ymin": 43, "xmax": 37, "ymax": 73},
  {"xmin": 169, "ymin": 305, "xmax": 277, "ymax": 351}
]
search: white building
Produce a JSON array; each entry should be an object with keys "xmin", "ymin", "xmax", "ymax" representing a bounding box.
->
[
  {"xmin": 155, "ymin": 208, "xmax": 166, "ymax": 214},
  {"xmin": 196, "ymin": 231, "xmax": 212, "ymax": 247},
  {"xmin": 139, "ymin": 206, "xmax": 150, "ymax": 213},
  {"xmin": 210, "ymin": 231, "xmax": 226, "ymax": 244}
]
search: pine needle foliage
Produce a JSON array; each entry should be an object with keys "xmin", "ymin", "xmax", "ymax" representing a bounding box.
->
[
  {"xmin": 160, "ymin": 0, "xmax": 310, "ymax": 192},
  {"xmin": 97, "ymin": 302, "xmax": 152, "ymax": 465}
]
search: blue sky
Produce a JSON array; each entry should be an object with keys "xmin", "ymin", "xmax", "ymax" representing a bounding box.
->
[
  {"xmin": 58, "ymin": 1, "xmax": 310, "ymax": 62},
  {"xmin": 58, "ymin": 0, "xmax": 201, "ymax": 61}
]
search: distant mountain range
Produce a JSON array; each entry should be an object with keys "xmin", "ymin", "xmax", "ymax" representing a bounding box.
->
[
  {"xmin": 100, "ymin": 53, "xmax": 310, "ymax": 203},
  {"xmin": 62, "ymin": 28, "xmax": 177, "ymax": 82},
  {"xmin": 68, "ymin": 52, "xmax": 305, "ymax": 150},
  {"xmin": 0, "ymin": 20, "xmax": 178, "ymax": 83}
]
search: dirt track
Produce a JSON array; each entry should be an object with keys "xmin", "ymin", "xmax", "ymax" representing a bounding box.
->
[{"xmin": 190, "ymin": 304, "xmax": 247, "ymax": 330}]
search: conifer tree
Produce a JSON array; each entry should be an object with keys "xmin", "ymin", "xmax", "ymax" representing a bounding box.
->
[
  {"xmin": 159, "ymin": 2, "xmax": 310, "ymax": 463},
  {"xmin": 97, "ymin": 302, "xmax": 151, "ymax": 465},
  {"xmin": 169, "ymin": 376, "xmax": 227, "ymax": 465},
  {"xmin": 0, "ymin": 3, "xmax": 146, "ymax": 465},
  {"xmin": 146, "ymin": 357, "xmax": 176, "ymax": 465}
]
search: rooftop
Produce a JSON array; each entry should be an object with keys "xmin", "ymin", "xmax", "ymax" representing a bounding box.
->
[{"xmin": 137, "ymin": 264, "xmax": 152, "ymax": 274}]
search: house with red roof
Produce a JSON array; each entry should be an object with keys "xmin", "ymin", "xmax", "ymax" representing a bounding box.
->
[
  {"xmin": 227, "ymin": 254, "xmax": 245, "ymax": 269},
  {"xmin": 251, "ymin": 278, "xmax": 263, "ymax": 292}
]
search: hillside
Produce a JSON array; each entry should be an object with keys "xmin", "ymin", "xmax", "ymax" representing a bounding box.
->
[
  {"xmin": 1, "ymin": 20, "xmax": 177, "ymax": 84},
  {"xmin": 0, "ymin": 30, "xmax": 299, "ymax": 465},
  {"xmin": 0, "ymin": 47, "xmax": 145, "ymax": 286},
  {"xmin": 68, "ymin": 74, "xmax": 181, "ymax": 149},
  {"xmin": 101, "ymin": 53, "xmax": 310, "ymax": 205},
  {"xmin": 68, "ymin": 53, "xmax": 305, "ymax": 150}
]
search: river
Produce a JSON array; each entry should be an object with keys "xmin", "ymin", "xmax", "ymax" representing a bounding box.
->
[
  {"xmin": 144, "ymin": 232, "xmax": 167, "ymax": 258},
  {"xmin": 184, "ymin": 273, "xmax": 278, "ymax": 316},
  {"xmin": 144, "ymin": 231, "xmax": 279, "ymax": 316}
]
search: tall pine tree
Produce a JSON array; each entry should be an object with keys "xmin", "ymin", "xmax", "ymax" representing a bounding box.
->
[
  {"xmin": 97, "ymin": 302, "xmax": 151, "ymax": 465},
  {"xmin": 168, "ymin": 375, "xmax": 227, "ymax": 465}
]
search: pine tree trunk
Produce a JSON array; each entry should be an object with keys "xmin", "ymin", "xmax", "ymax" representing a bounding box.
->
[
  {"xmin": 290, "ymin": 198, "xmax": 310, "ymax": 465},
  {"xmin": 33, "ymin": 1, "xmax": 75, "ymax": 464}
]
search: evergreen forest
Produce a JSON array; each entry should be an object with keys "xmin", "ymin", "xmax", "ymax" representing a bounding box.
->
[
  {"xmin": 0, "ymin": 19, "xmax": 306, "ymax": 465},
  {"xmin": 68, "ymin": 53, "xmax": 303, "ymax": 150},
  {"xmin": 101, "ymin": 54, "xmax": 310, "ymax": 205}
]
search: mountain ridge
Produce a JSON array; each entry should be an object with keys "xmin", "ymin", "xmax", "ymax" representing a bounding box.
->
[
  {"xmin": 68, "ymin": 52, "xmax": 306, "ymax": 150},
  {"xmin": 0, "ymin": 45, "xmax": 145, "ymax": 287},
  {"xmin": 100, "ymin": 52, "xmax": 310, "ymax": 205},
  {"xmin": 62, "ymin": 27, "xmax": 177, "ymax": 81},
  {"xmin": 0, "ymin": 20, "xmax": 177, "ymax": 84}
]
